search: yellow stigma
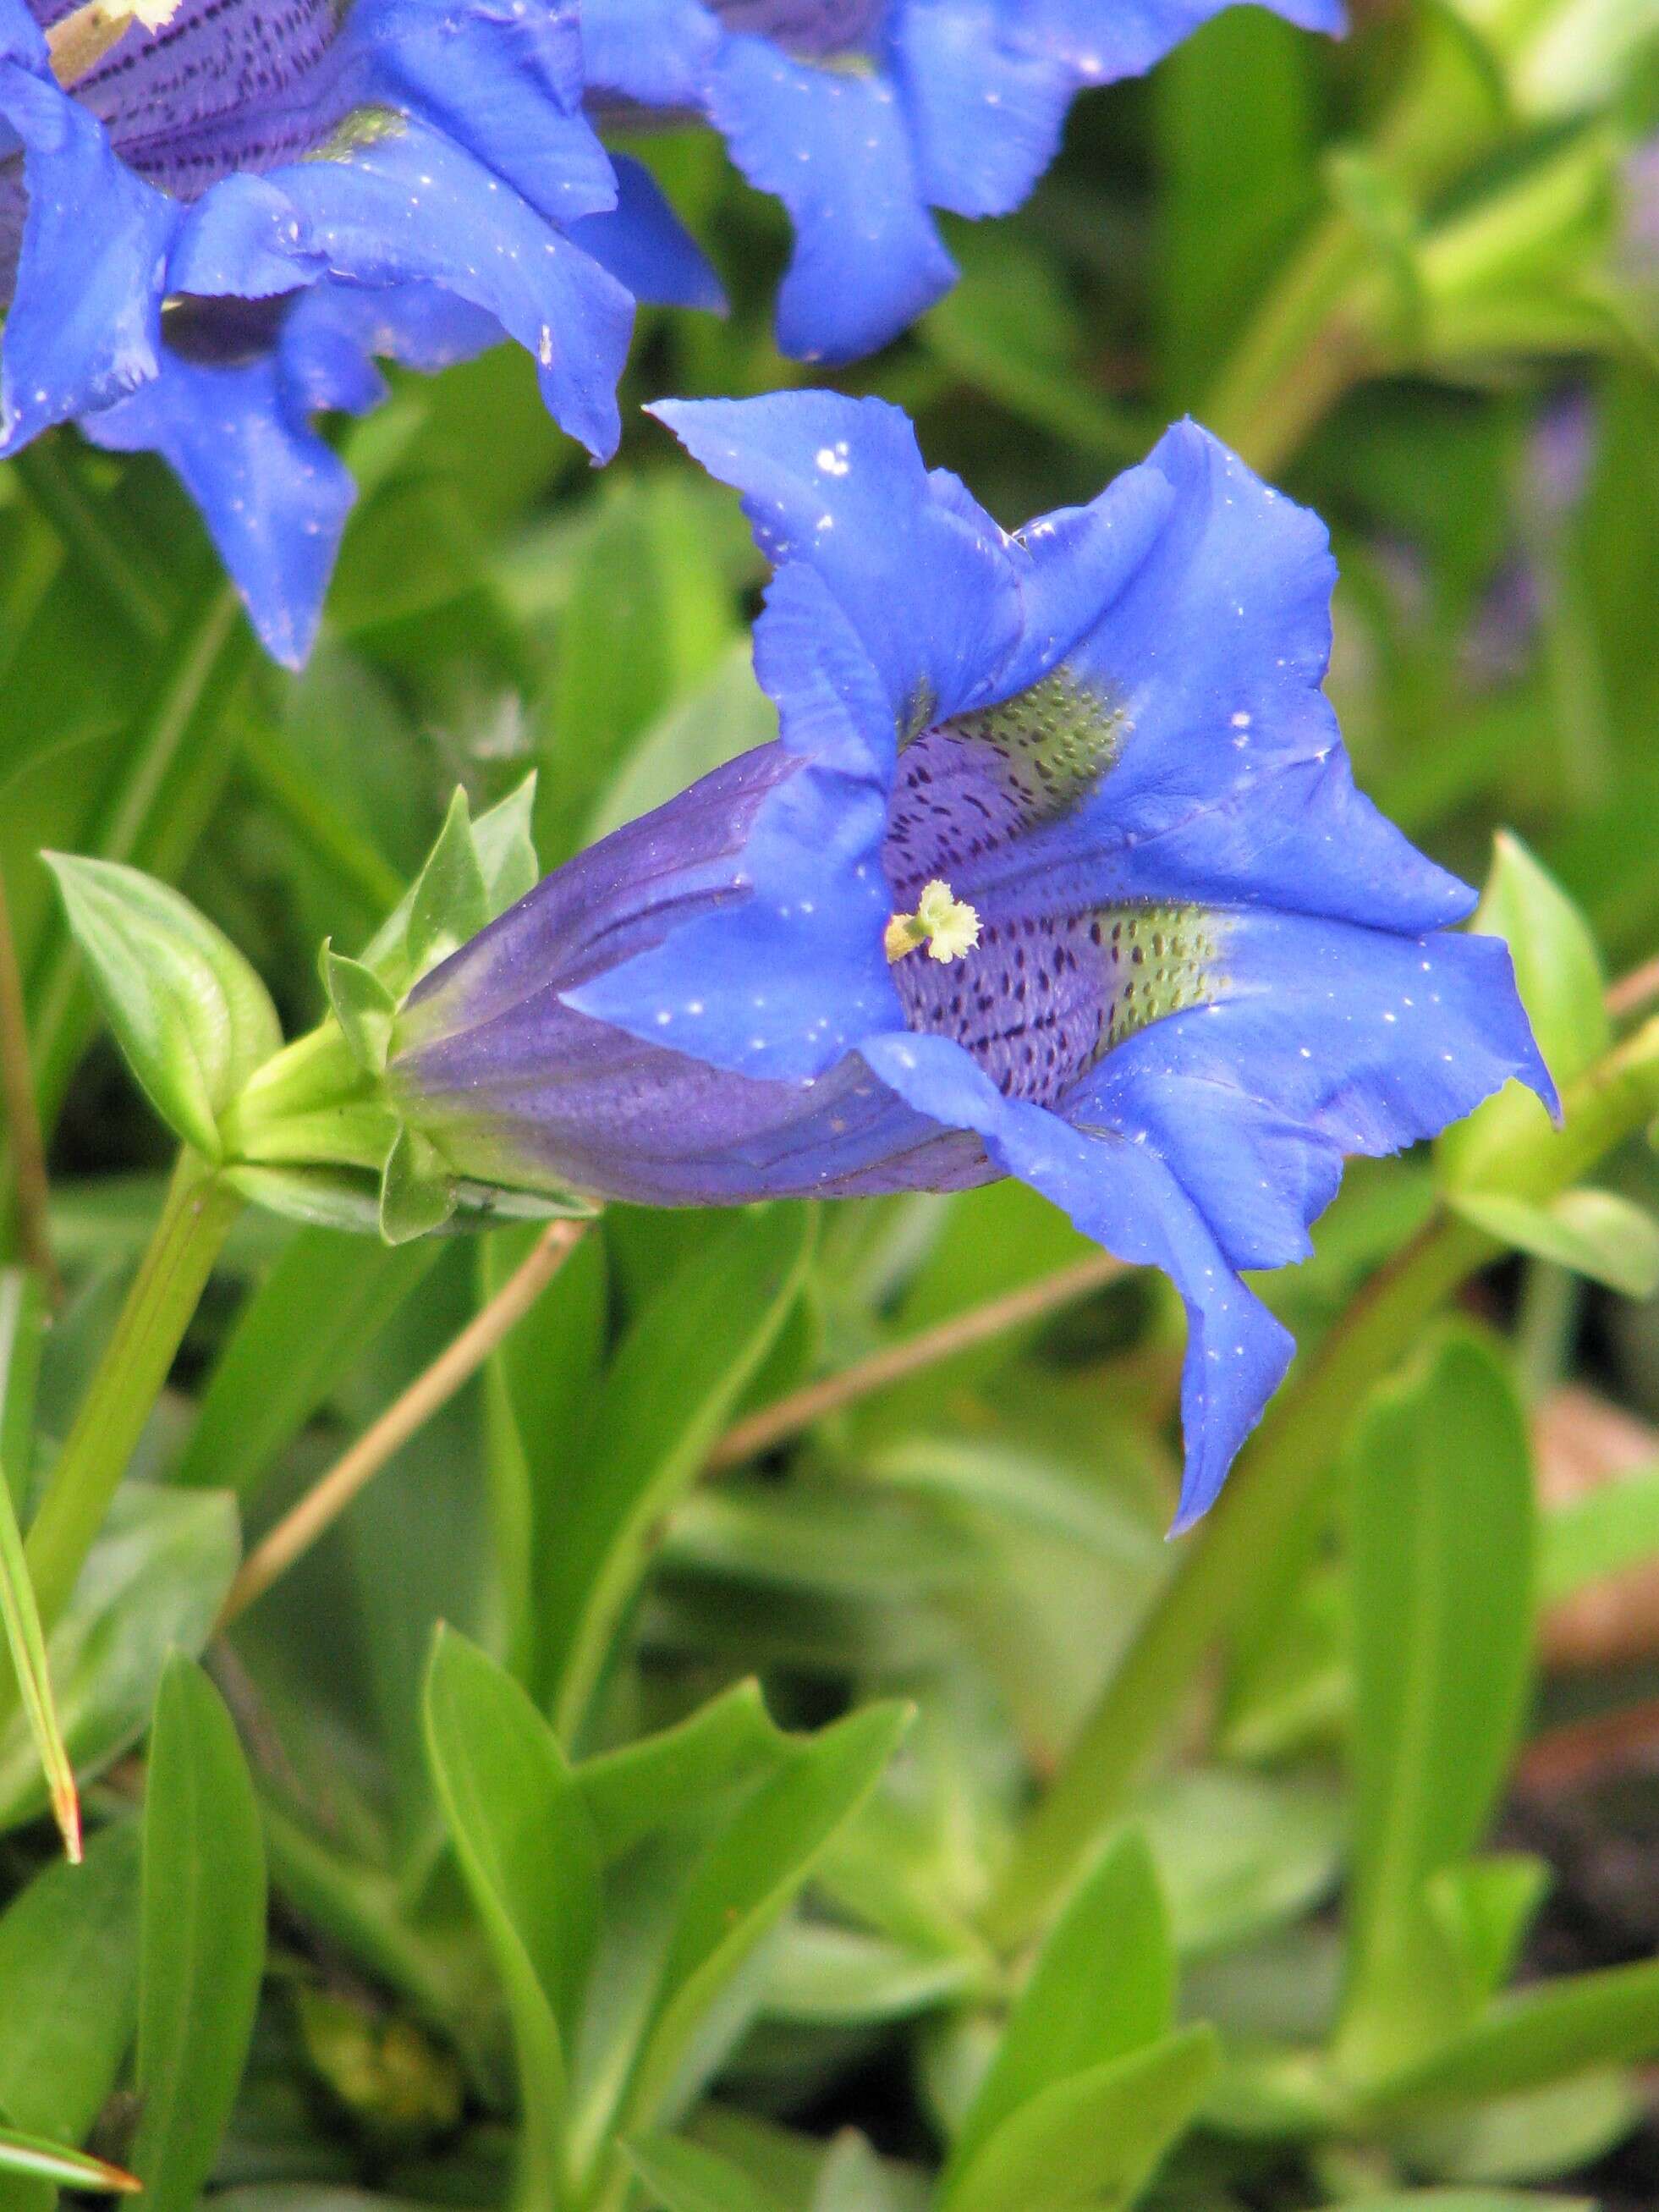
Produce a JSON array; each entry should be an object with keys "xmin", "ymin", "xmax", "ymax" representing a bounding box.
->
[
  {"xmin": 48, "ymin": 0, "xmax": 184, "ymax": 89},
  {"xmin": 884, "ymin": 879, "xmax": 981, "ymax": 966}
]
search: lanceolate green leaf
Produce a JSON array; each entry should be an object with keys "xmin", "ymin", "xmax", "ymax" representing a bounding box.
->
[
  {"xmin": 0, "ymin": 1824, "xmax": 141, "ymax": 2152},
  {"xmin": 1340, "ymin": 1328, "xmax": 1535, "ymax": 2080},
  {"xmin": 423, "ymin": 1626, "xmax": 602, "ymax": 2209},
  {"xmin": 538, "ymin": 1203, "xmax": 816, "ymax": 1740},
  {"xmin": 0, "ymin": 2127, "xmax": 137, "ymax": 2194},
  {"xmin": 178, "ymin": 1225, "xmax": 440, "ymax": 1496},
  {"xmin": 0, "ymin": 1464, "xmax": 78, "ymax": 1857},
  {"xmin": 575, "ymin": 1678, "xmax": 797, "ymax": 1863},
  {"xmin": 625, "ymin": 2133, "xmax": 788, "ymax": 2212},
  {"xmin": 0, "ymin": 1271, "xmax": 42, "ymax": 1510},
  {"xmin": 1450, "ymin": 1186, "xmax": 1659, "ymax": 1298},
  {"xmin": 945, "ymin": 1830, "xmax": 1174, "ymax": 2194},
  {"xmin": 621, "ymin": 1700, "xmax": 911, "ymax": 2137},
  {"xmin": 0, "ymin": 1487, "xmax": 239, "ymax": 1835},
  {"xmin": 131, "ymin": 1656, "xmax": 268, "ymax": 2212},
  {"xmin": 943, "ymin": 2024, "xmax": 1218, "ymax": 2212},
  {"xmin": 42, "ymin": 855, "xmax": 280, "ymax": 1160},
  {"xmin": 1367, "ymin": 1955, "xmax": 1659, "ymax": 2110},
  {"xmin": 481, "ymin": 1220, "xmax": 607, "ymax": 1684}
]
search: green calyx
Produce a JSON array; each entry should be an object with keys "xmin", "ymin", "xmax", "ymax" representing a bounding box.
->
[
  {"xmin": 56, "ymin": 777, "xmax": 591, "ymax": 1246},
  {"xmin": 224, "ymin": 775, "xmax": 596, "ymax": 1243}
]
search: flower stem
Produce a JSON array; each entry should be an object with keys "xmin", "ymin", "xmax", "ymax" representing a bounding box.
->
[
  {"xmin": 1199, "ymin": 36, "xmax": 1502, "ymax": 475},
  {"xmin": 1200, "ymin": 213, "xmax": 1380, "ymax": 476},
  {"xmin": 218, "ymin": 1216, "xmax": 591, "ymax": 1627},
  {"xmin": 0, "ymin": 869, "xmax": 58, "ymax": 1301},
  {"xmin": 23, "ymin": 1158, "xmax": 241, "ymax": 1637},
  {"xmin": 983, "ymin": 1019, "xmax": 1659, "ymax": 1950}
]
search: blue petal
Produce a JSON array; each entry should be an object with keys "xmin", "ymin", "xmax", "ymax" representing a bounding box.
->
[
  {"xmin": 1013, "ymin": 0, "xmax": 1343, "ymax": 85},
  {"xmin": 859, "ymin": 1026, "xmax": 1295, "ymax": 1527},
  {"xmin": 971, "ymin": 421, "xmax": 1477, "ymax": 932},
  {"xmin": 83, "ymin": 344, "xmax": 355, "ymax": 669},
  {"xmin": 1068, "ymin": 912, "xmax": 1556, "ymax": 1271},
  {"xmin": 565, "ymin": 566, "xmax": 905, "ymax": 1082},
  {"xmin": 706, "ymin": 35, "xmax": 956, "ymax": 360},
  {"xmin": 283, "ymin": 279, "xmax": 503, "ymax": 388},
  {"xmin": 239, "ymin": 119, "xmax": 632, "ymax": 459},
  {"xmin": 349, "ymin": 0, "xmax": 618, "ymax": 228},
  {"xmin": 891, "ymin": 0, "xmax": 1083, "ymax": 217},
  {"xmin": 0, "ymin": 60, "xmax": 177, "ymax": 449},
  {"xmin": 568, "ymin": 151, "xmax": 725, "ymax": 310},
  {"xmin": 578, "ymin": 0, "xmax": 721, "ymax": 107},
  {"xmin": 651, "ymin": 390, "xmax": 1025, "ymax": 732}
]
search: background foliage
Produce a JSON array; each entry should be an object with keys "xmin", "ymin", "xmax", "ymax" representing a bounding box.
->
[{"xmin": 3, "ymin": 3, "xmax": 1659, "ymax": 2209}]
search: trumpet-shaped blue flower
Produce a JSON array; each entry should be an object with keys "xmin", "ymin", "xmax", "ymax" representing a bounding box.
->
[
  {"xmin": 389, "ymin": 393, "xmax": 1552, "ymax": 1526},
  {"xmin": 580, "ymin": 0, "xmax": 1344, "ymax": 361},
  {"xmin": 0, "ymin": 0, "xmax": 634, "ymax": 663}
]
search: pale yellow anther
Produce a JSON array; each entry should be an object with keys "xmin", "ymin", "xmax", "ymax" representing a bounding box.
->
[
  {"xmin": 884, "ymin": 878, "xmax": 981, "ymax": 966},
  {"xmin": 47, "ymin": 0, "xmax": 184, "ymax": 90}
]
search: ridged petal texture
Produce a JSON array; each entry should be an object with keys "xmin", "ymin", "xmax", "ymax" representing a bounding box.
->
[
  {"xmin": 390, "ymin": 392, "xmax": 1556, "ymax": 1527},
  {"xmin": 0, "ymin": 0, "xmax": 633, "ymax": 662}
]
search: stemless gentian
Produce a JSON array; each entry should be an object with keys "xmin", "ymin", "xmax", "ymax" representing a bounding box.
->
[
  {"xmin": 579, "ymin": 0, "xmax": 1344, "ymax": 361},
  {"xmin": 382, "ymin": 391, "xmax": 1554, "ymax": 1526},
  {"xmin": 0, "ymin": 0, "xmax": 633, "ymax": 663}
]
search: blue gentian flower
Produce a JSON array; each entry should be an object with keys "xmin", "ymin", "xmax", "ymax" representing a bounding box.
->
[
  {"xmin": 0, "ymin": 0, "xmax": 634, "ymax": 663},
  {"xmin": 388, "ymin": 392, "xmax": 1553, "ymax": 1526},
  {"xmin": 579, "ymin": 0, "xmax": 1345, "ymax": 361}
]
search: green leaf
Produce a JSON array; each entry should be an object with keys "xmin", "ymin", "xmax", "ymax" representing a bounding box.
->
[
  {"xmin": 536, "ymin": 476, "xmax": 739, "ymax": 862},
  {"xmin": 0, "ymin": 1450, "xmax": 78, "ymax": 1857},
  {"xmin": 1440, "ymin": 836, "xmax": 1606, "ymax": 1197},
  {"xmin": 1425, "ymin": 1856, "xmax": 1551, "ymax": 2007},
  {"xmin": 1139, "ymin": 1767, "xmax": 1343, "ymax": 1961},
  {"xmin": 179, "ymin": 1226, "xmax": 441, "ymax": 1496},
  {"xmin": 321, "ymin": 943, "xmax": 398, "ymax": 1076},
  {"xmin": 404, "ymin": 788, "xmax": 489, "ymax": 979},
  {"xmin": 43, "ymin": 854, "xmax": 281, "ymax": 1159},
  {"xmin": 942, "ymin": 2024, "xmax": 1217, "ymax": 2212},
  {"xmin": 587, "ymin": 643, "xmax": 777, "ymax": 844},
  {"xmin": 1339, "ymin": 2195, "xmax": 1591, "ymax": 2210},
  {"xmin": 0, "ymin": 1824, "xmax": 141, "ymax": 2149},
  {"xmin": 538, "ymin": 1203, "xmax": 816, "ymax": 1738},
  {"xmin": 920, "ymin": 228, "xmax": 1143, "ymax": 466},
  {"xmin": 1368, "ymin": 1956, "xmax": 1659, "ymax": 2110},
  {"xmin": 0, "ymin": 2127, "xmax": 137, "ymax": 2195},
  {"xmin": 131, "ymin": 1655, "xmax": 268, "ymax": 2212},
  {"xmin": 946, "ymin": 1830, "xmax": 1173, "ymax": 2195},
  {"xmin": 810, "ymin": 2133, "xmax": 906, "ymax": 2212},
  {"xmin": 423, "ymin": 1626, "xmax": 602, "ymax": 2198},
  {"xmin": 1339, "ymin": 1329, "xmax": 1535, "ymax": 2080},
  {"xmin": 627, "ymin": 2135, "xmax": 787, "ymax": 2212},
  {"xmin": 576, "ymin": 1678, "xmax": 797, "ymax": 1863},
  {"xmin": 0, "ymin": 1269, "xmax": 43, "ymax": 1510},
  {"xmin": 1540, "ymin": 1460, "xmax": 1659, "ymax": 1605},
  {"xmin": 1450, "ymin": 1186, "xmax": 1659, "ymax": 1297},
  {"xmin": 0, "ymin": 1487, "xmax": 239, "ymax": 1833},
  {"xmin": 481, "ymin": 1220, "xmax": 607, "ymax": 1682},
  {"xmin": 1156, "ymin": 6, "xmax": 1318, "ymax": 401},
  {"xmin": 623, "ymin": 1700, "xmax": 910, "ymax": 2134},
  {"xmin": 766, "ymin": 1922, "xmax": 982, "ymax": 2027}
]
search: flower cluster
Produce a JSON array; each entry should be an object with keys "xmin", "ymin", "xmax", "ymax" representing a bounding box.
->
[
  {"xmin": 582, "ymin": 0, "xmax": 1344, "ymax": 361},
  {"xmin": 385, "ymin": 392, "xmax": 1552, "ymax": 1525},
  {"xmin": 0, "ymin": 0, "xmax": 633, "ymax": 662}
]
